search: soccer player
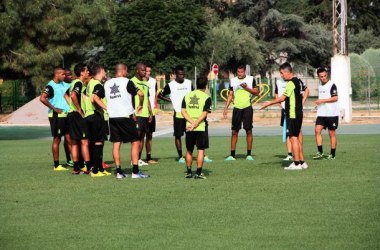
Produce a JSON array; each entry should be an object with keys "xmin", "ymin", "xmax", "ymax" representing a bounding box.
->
[
  {"xmin": 39, "ymin": 66, "xmax": 72, "ymax": 171},
  {"xmin": 275, "ymin": 77, "xmax": 309, "ymax": 161},
  {"xmin": 131, "ymin": 63, "xmax": 153, "ymax": 166},
  {"xmin": 63, "ymin": 68, "xmax": 74, "ymax": 166},
  {"xmin": 181, "ymin": 76, "xmax": 212, "ymax": 179},
  {"xmin": 105, "ymin": 63, "xmax": 149, "ymax": 178},
  {"xmin": 223, "ymin": 65, "xmax": 259, "ymax": 161},
  {"xmin": 66, "ymin": 63, "xmax": 92, "ymax": 174},
  {"xmin": 261, "ymin": 63, "xmax": 308, "ymax": 170},
  {"xmin": 158, "ymin": 65, "xmax": 193, "ymax": 163},
  {"xmin": 313, "ymin": 67, "xmax": 339, "ymax": 160},
  {"xmin": 84, "ymin": 64, "xmax": 111, "ymax": 177},
  {"xmin": 144, "ymin": 65, "xmax": 158, "ymax": 163}
]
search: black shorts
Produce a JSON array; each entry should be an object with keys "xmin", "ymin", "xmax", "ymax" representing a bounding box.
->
[
  {"xmin": 49, "ymin": 116, "xmax": 69, "ymax": 137},
  {"xmin": 185, "ymin": 131, "xmax": 209, "ymax": 152},
  {"xmin": 67, "ymin": 112, "xmax": 88, "ymax": 140},
  {"xmin": 148, "ymin": 116, "xmax": 156, "ymax": 133},
  {"xmin": 316, "ymin": 116, "xmax": 339, "ymax": 130},
  {"xmin": 232, "ymin": 106, "xmax": 253, "ymax": 131},
  {"xmin": 173, "ymin": 116, "xmax": 186, "ymax": 137},
  {"xmin": 109, "ymin": 117, "xmax": 139, "ymax": 143},
  {"xmin": 286, "ymin": 113, "xmax": 303, "ymax": 137},
  {"xmin": 85, "ymin": 112, "xmax": 107, "ymax": 142},
  {"xmin": 136, "ymin": 116, "xmax": 154, "ymax": 133},
  {"xmin": 280, "ymin": 108, "xmax": 285, "ymax": 127}
]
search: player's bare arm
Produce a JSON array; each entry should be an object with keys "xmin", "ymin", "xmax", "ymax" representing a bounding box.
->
[
  {"xmin": 40, "ymin": 93, "xmax": 62, "ymax": 114},
  {"xmin": 241, "ymin": 83, "xmax": 259, "ymax": 96},
  {"xmin": 316, "ymin": 95, "xmax": 338, "ymax": 105},
  {"xmin": 260, "ymin": 95, "xmax": 286, "ymax": 110},
  {"xmin": 223, "ymin": 90, "xmax": 234, "ymax": 119},
  {"xmin": 70, "ymin": 90, "xmax": 84, "ymax": 117}
]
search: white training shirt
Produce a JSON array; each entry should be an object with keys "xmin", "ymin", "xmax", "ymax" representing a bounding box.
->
[
  {"xmin": 168, "ymin": 79, "xmax": 192, "ymax": 117},
  {"xmin": 147, "ymin": 77, "xmax": 157, "ymax": 115},
  {"xmin": 275, "ymin": 78, "xmax": 287, "ymax": 109},
  {"xmin": 104, "ymin": 77, "xmax": 135, "ymax": 118},
  {"xmin": 317, "ymin": 80, "xmax": 339, "ymax": 117}
]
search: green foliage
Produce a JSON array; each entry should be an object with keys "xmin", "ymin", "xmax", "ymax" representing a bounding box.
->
[
  {"xmin": 349, "ymin": 53, "xmax": 376, "ymax": 99},
  {"xmin": 100, "ymin": 0, "xmax": 208, "ymax": 75},
  {"xmin": 198, "ymin": 18, "xmax": 263, "ymax": 74},
  {"xmin": 361, "ymin": 49, "xmax": 380, "ymax": 77},
  {"xmin": 348, "ymin": 29, "xmax": 380, "ymax": 54},
  {"xmin": 230, "ymin": 1, "xmax": 331, "ymax": 77},
  {"xmin": 0, "ymin": 0, "xmax": 114, "ymax": 91}
]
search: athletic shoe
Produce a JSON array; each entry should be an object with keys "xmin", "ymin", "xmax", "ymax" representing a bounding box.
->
[
  {"xmin": 147, "ymin": 159, "xmax": 158, "ymax": 164},
  {"xmin": 204, "ymin": 156, "xmax": 213, "ymax": 162},
  {"xmin": 185, "ymin": 173, "xmax": 193, "ymax": 178},
  {"xmin": 325, "ymin": 154, "xmax": 336, "ymax": 160},
  {"xmin": 284, "ymin": 162, "xmax": 302, "ymax": 170},
  {"xmin": 53, "ymin": 165, "xmax": 68, "ymax": 171},
  {"xmin": 194, "ymin": 174, "xmax": 207, "ymax": 179},
  {"xmin": 246, "ymin": 155, "xmax": 254, "ymax": 161},
  {"xmin": 283, "ymin": 155, "xmax": 293, "ymax": 161},
  {"xmin": 102, "ymin": 162, "xmax": 111, "ymax": 169},
  {"xmin": 178, "ymin": 157, "xmax": 185, "ymax": 163},
  {"xmin": 132, "ymin": 171, "xmax": 150, "ymax": 178},
  {"xmin": 66, "ymin": 161, "xmax": 74, "ymax": 167},
  {"xmin": 101, "ymin": 170, "xmax": 112, "ymax": 176},
  {"xmin": 80, "ymin": 166, "xmax": 88, "ymax": 172},
  {"xmin": 301, "ymin": 162, "xmax": 309, "ymax": 169},
  {"xmin": 116, "ymin": 173, "xmax": 128, "ymax": 179},
  {"xmin": 224, "ymin": 156, "xmax": 236, "ymax": 161},
  {"xmin": 312, "ymin": 152, "xmax": 325, "ymax": 160},
  {"xmin": 139, "ymin": 159, "xmax": 149, "ymax": 166},
  {"xmin": 72, "ymin": 170, "xmax": 81, "ymax": 175},
  {"xmin": 91, "ymin": 172, "xmax": 105, "ymax": 177}
]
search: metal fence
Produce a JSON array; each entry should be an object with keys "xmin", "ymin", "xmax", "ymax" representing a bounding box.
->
[{"xmin": 0, "ymin": 80, "xmax": 34, "ymax": 113}]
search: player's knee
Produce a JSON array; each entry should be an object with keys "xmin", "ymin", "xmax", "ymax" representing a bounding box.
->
[{"xmin": 232, "ymin": 130, "xmax": 239, "ymax": 136}]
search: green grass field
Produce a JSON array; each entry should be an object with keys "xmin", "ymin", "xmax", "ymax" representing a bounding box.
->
[{"xmin": 1, "ymin": 135, "xmax": 380, "ymax": 249}]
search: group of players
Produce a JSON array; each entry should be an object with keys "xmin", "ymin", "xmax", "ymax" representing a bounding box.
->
[{"xmin": 40, "ymin": 61, "xmax": 339, "ymax": 179}]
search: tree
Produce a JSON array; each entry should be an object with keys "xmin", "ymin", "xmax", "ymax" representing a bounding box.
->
[
  {"xmin": 0, "ymin": 0, "xmax": 115, "ymax": 91},
  {"xmin": 361, "ymin": 48, "xmax": 380, "ymax": 77},
  {"xmin": 229, "ymin": 1, "xmax": 331, "ymax": 77},
  {"xmin": 100, "ymin": 0, "xmax": 208, "ymax": 75},
  {"xmin": 197, "ymin": 18, "xmax": 263, "ymax": 74},
  {"xmin": 349, "ymin": 53, "xmax": 376, "ymax": 100},
  {"xmin": 348, "ymin": 29, "xmax": 380, "ymax": 54}
]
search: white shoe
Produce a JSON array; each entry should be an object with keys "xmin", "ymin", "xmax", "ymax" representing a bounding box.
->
[
  {"xmin": 138, "ymin": 159, "xmax": 149, "ymax": 166},
  {"xmin": 132, "ymin": 171, "xmax": 150, "ymax": 178},
  {"xmin": 301, "ymin": 162, "xmax": 309, "ymax": 169},
  {"xmin": 283, "ymin": 155, "xmax": 293, "ymax": 161},
  {"xmin": 116, "ymin": 173, "xmax": 128, "ymax": 179},
  {"xmin": 284, "ymin": 162, "xmax": 302, "ymax": 170}
]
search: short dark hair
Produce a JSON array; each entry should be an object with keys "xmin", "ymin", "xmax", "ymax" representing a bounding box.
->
[
  {"xmin": 175, "ymin": 65, "xmax": 185, "ymax": 73},
  {"xmin": 279, "ymin": 62, "xmax": 293, "ymax": 73},
  {"xmin": 53, "ymin": 66, "xmax": 64, "ymax": 76},
  {"xmin": 317, "ymin": 67, "xmax": 327, "ymax": 75},
  {"xmin": 92, "ymin": 64, "xmax": 105, "ymax": 75},
  {"xmin": 74, "ymin": 63, "xmax": 87, "ymax": 77},
  {"xmin": 237, "ymin": 65, "xmax": 246, "ymax": 70},
  {"xmin": 196, "ymin": 76, "xmax": 208, "ymax": 89}
]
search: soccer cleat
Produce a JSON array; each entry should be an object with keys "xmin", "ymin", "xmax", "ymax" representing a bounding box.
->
[
  {"xmin": 91, "ymin": 172, "xmax": 105, "ymax": 177},
  {"xmin": 132, "ymin": 171, "xmax": 150, "ymax": 178},
  {"xmin": 101, "ymin": 170, "xmax": 112, "ymax": 176},
  {"xmin": 246, "ymin": 155, "xmax": 254, "ymax": 161},
  {"xmin": 147, "ymin": 159, "xmax": 158, "ymax": 164},
  {"xmin": 102, "ymin": 162, "xmax": 111, "ymax": 169},
  {"xmin": 116, "ymin": 173, "xmax": 128, "ymax": 179},
  {"xmin": 80, "ymin": 166, "xmax": 88, "ymax": 172},
  {"xmin": 224, "ymin": 156, "xmax": 236, "ymax": 161},
  {"xmin": 325, "ymin": 154, "xmax": 336, "ymax": 160},
  {"xmin": 284, "ymin": 162, "xmax": 302, "ymax": 170},
  {"xmin": 283, "ymin": 155, "xmax": 293, "ymax": 161},
  {"xmin": 203, "ymin": 156, "xmax": 213, "ymax": 162},
  {"xmin": 301, "ymin": 162, "xmax": 309, "ymax": 169},
  {"xmin": 178, "ymin": 157, "xmax": 185, "ymax": 163},
  {"xmin": 138, "ymin": 159, "xmax": 149, "ymax": 166},
  {"xmin": 194, "ymin": 174, "xmax": 207, "ymax": 179},
  {"xmin": 72, "ymin": 170, "xmax": 82, "ymax": 175},
  {"xmin": 53, "ymin": 165, "xmax": 68, "ymax": 171},
  {"xmin": 66, "ymin": 161, "xmax": 74, "ymax": 167},
  {"xmin": 312, "ymin": 152, "xmax": 325, "ymax": 160},
  {"xmin": 185, "ymin": 173, "xmax": 193, "ymax": 178}
]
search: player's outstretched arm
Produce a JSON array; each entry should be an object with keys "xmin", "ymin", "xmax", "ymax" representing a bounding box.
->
[{"xmin": 260, "ymin": 95, "xmax": 286, "ymax": 110}]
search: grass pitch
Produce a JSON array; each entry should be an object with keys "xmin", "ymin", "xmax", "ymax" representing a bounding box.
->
[{"xmin": 1, "ymin": 135, "xmax": 379, "ymax": 249}]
